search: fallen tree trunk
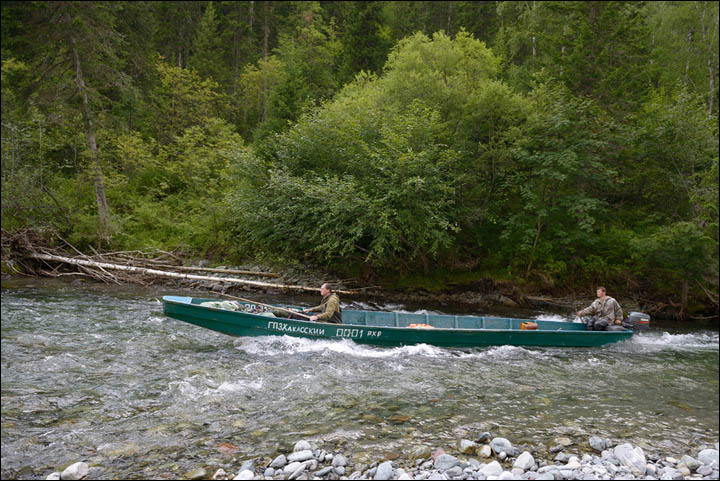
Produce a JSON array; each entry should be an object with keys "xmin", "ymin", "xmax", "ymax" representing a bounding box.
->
[
  {"xmin": 152, "ymin": 264, "xmax": 279, "ymax": 277},
  {"xmin": 29, "ymin": 252, "xmax": 356, "ymax": 295}
]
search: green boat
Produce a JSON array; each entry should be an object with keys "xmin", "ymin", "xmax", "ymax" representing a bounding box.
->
[{"xmin": 162, "ymin": 296, "xmax": 649, "ymax": 348}]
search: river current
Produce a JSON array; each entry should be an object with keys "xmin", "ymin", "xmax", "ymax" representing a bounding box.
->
[{"xmin": 1, "ymin": 279, "xmax": 718, "ymax": 479}]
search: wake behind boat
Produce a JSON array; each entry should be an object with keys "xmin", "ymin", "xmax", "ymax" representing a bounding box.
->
[{"xmin": 162, "ymin": 296, "xmax": 651, "ymax": 348}]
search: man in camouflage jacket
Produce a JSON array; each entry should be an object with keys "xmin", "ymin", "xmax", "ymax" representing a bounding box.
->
[
  {"xmin": 303, "ymin": 283, "xmax": 342, "ymax": 324},
  {"xmin": 577, "ymin": 287, "xmax": 623, "ymax": 331}
]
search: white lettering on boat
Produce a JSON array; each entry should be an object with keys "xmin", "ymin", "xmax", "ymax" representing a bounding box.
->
[
  {"xmin": 335, "ymin": 328, "xmax": 382, "ymax": 339},
  {"xmin": 336, "ymin": 328, "xmax": 362, "ymax": 339},
  {"xmin": 267, "ymin": 321, "xmax": 326, "ymax": 337}
]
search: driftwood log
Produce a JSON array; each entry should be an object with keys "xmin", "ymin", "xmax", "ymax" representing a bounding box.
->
[{"xmin": 28, "ymin": 252, "xmax": 358, "ymax": 295}]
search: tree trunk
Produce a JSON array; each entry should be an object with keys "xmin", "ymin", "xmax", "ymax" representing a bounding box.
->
[
  {"xmin": 71, "ymin": 37, "xmax": 111, "ymax": 242},
  {"xmin": 706, "ymin": 5, "xmax": 718, "ymax": 114},
  {"xmin": 261, "ymin": 1, "xmax": 270, "ymax": 122},
  {"xmin": 28, "ymin": 252, "xmax": 361, "ymax": 295},
  {"xmin": 526, "ymin": 214, "xmax": 543, "ymax": 274},
  {"xmin": 686, "ymin": 30, "xmax": 693, "ymax": 83},
  {"xmin": 248, "ymin": 0, "xmax": 255, "ymax": 54},
  {"xmin": 262, "ymin": 1, "xmax": 270, "ymax": 60},
  {"xmin": 681, "ymin": 278, "xmax": 689, "ymax": 317}
]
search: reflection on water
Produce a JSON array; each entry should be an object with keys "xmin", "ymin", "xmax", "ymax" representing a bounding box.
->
[{"xmin": 1, "ymin": 279, "xmax": 718, "ymax": 480}]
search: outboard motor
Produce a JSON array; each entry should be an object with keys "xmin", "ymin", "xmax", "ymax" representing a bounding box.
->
[{"xmin": 622, "ymin": 311, "xmax": 651, "ymax": 331}]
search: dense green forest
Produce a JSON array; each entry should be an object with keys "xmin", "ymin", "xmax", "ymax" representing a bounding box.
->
[{"xmin": 1, "ymin": 1, "xmax": 718, "ymax": 316}]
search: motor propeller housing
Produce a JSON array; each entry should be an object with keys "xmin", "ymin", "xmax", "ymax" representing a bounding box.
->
[{"xmin": 622, "ymin": 311, "xmax": 651, "ymax": 331}]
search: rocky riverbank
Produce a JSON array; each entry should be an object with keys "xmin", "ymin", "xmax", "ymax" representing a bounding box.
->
[{"xmin": 44, "ymin": 434, "xmax": 719, "ymax": 480}]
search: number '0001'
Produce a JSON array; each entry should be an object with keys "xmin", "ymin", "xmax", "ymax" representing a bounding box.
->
[{"xmin": 337, "ymin": 328, "xmax": 362, "ymax": 338}]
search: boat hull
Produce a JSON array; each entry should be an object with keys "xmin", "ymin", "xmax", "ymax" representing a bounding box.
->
[{"xmin": 162, "ymin": 296, "xmax": 633, "ymax": 348}]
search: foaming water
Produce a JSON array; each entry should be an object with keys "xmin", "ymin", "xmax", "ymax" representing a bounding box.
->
[
  {"xmin": 235, "ymin": 335, "xmax": 453, "ymax": 359},
  {"xmin": 629, "ymin": 331, "xmax": 719, "ymax": 349},
  {"xmin": 1, "ymin": 281, "xmax": 718, "ymax": 480}
]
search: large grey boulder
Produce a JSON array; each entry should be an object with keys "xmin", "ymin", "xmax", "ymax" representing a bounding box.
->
[
  {"xmin": 513, "ymin": 451, "xmax": 536, "ymax": 471},
  {"xmin": 698, "ymin": 449, "xmax": 719, "ymax": 466},
  {"xmin": 60, "ymin": 462, "xmax": 89, "ymax": 481},
  {"xmin": 288, "ymin": 449, "xmax": 314, "ymax": 463},
  {"xmin": 614, "ymin": 443, "xmax": 647, "ymax": 476},
  {"xmin": 374, "ymin": 461, "xmax": 393, "ymax": 480},
  {"xmin": 490, "ymin": 437, "xmax": 517, "ymax": 456}
]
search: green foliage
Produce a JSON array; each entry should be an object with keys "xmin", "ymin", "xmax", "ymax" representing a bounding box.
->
[
  {"xmin": 495, "ymin": 1, "xmax": 652, "ymax": 112},
  {"xmin": 647, "ymin": 1, "xmax": 719, "ymax": 115},
  {"xmin": 230, "ymin": 99, "xmax": 458, "ymax": 271},
  {"xmin": 622, "ymin": 87, "xmax": 719, "ymax": 230},
  {"xmin": 381, "ymin": 30, "xmax": 501, "ymax": 119},
  {"xmin": 1, "ymin": 1, "xmax": 718, "ymax": 314},
  {"xmin": 189, "ymin": 2, "xmax": 226, "ymax": 85},
  {"xmin": 147, "ymin": 59, "xmax": 225, "ymax": 143},
  {"xmin": 238, "ymin": 56, "xmax": 285, "ymax": 137},
  {"xmin": 630, "ymin": 222, "xmax": 716, "ymax": 301},
  {"xmin": 336, "ymin": 1, "xmax": 393, "ymax": 84},
  {"xmin": 499, "ymin": 78, "xmax": 613, "ymax": 273}
]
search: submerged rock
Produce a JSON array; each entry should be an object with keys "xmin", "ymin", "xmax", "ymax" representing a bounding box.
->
[
  {"xmin": 411, "ymin": 445, "xmax": 432, "ymax": 460},
  {"xmin": 589, "ymin": 436, "xmax": 611, "ymax": 452},
  {"xmin": 294, "ymin": 440, "xmax": 312, "ymax": 452},
  {"xmin": 459, "ymin": 439, "xmax": 477, "ymax": 454},
  {"xmin": 184, "ymin": 467, "xmax": 207, "ymax": 480},
  {"xmin": 434, "ymin": 454, "xmax": 460, "ymax": 471}
]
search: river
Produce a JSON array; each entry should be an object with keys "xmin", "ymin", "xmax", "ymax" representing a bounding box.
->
[{"xmin": 1, "ymin": 278, "xmax": 718, "ymax": 479}]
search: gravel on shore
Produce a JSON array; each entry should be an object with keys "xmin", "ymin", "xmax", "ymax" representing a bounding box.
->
[{"xmin": 45, "ymin": 434, "xmax": 719, "ymax": 480}]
